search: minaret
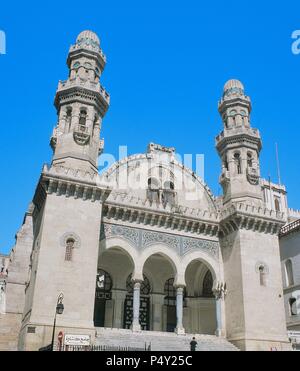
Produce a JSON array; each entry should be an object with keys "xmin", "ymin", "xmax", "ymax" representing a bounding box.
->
[
  {"xmin": 217, "ymin": 80, "xmax": 290, "ymax": 351},
  {"xmin": 51, "ymin": 30, "xmax": 110, "ymax": 173},
  {"xmin": 17, "ymin": 32, "xmax": 111, "ymax": 351},
  {"xmin": 216, "ymin": 80, "xmax": 262, "ymax": 205}
]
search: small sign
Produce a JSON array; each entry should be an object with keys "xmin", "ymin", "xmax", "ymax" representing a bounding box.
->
[{"xmin": 64, "ymin": 334, "xmax": 91, "ymax": 346}]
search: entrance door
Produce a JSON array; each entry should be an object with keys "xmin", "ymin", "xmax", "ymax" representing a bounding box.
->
[
  {"xmin": 166, "ymin": 306, "xmax": 176, "ymax": 332},
  {"xmin": 94, "ymin": 297, "xmax": 106, "ymax": 327}
]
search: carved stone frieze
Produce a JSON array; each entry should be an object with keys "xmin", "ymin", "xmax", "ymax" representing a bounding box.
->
[{"xmin": 101, "ymin": 223, "xmax": 219, "ymax": 259}]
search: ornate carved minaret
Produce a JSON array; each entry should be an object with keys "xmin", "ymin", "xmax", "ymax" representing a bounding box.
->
[
  {"xmin": 217, "ymin": 80, "xmax": 290, "ymax": 351},
  {"xmin": 51, "ymin": 30, "xmax": 110, "ymax": 173},
  {"xmin": 216, "ymin": 80, "xmax": 262, "ymax": 205},
  {"xmin": 18, "ymin": 32, "xmax": 111, "ymax": 351}
]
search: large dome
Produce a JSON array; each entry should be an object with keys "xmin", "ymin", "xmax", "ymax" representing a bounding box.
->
[
  {"xmin": 76, "ymin": 30, "xmax": 100, "ymax": 50},
  {"xmin": 223, "ymin": 79, "xmax": 245, "ymax": 98}
]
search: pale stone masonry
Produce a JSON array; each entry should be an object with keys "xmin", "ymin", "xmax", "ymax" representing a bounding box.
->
[
  {"xmin": 279, "ymin": 220, "xmax": 300, "ymax": 349},
  {"xmin": 0, "ymin": 30, "xmax": 295, "ymax": 351}
]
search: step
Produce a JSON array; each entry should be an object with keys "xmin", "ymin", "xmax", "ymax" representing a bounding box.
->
[{"xmin": 94, "ymin": 328, "xmax": 239, "ymax": 351}]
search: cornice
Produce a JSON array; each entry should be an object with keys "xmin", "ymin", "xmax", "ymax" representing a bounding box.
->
[
  {"xmin": 219, "ymin": 202, "xmax": 286, "ymax": 237},
  {"xmin": 103, "ymin": 193, "xmax": 219, "ymax": 238},
  {"xmin": 32, "ymin": 164, "xmax": 111, "ymax": 211}
]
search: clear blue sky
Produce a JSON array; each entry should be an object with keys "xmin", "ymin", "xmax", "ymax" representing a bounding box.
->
[{"xmin": 1, "ymin": 1, "xmax": 300, "ymax": 254}]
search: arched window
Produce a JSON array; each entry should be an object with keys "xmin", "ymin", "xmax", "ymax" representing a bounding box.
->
[
  {"xmin": 96, "ymin": 269, "xmax": 113, "ymax": 293},
  {"xmin": 234, "ymin": 153, "xmax": 242, "ymax": 174},
  {"xmin": 289, "ymin": 298, "xmax": 297, "ymax": 316},
  {"xmin": 258, "ymin": 265, "xmax": 266, "ymax": 287},
  {"xmin": 147, "ymin": 177, "xmax": 160, "ymax": 203},
  {"xmin": 223, "ymin": 156, "xmax": 229, "ymax": 171},
  {"xmin": 94, "ymin": 270, "xmax": 113, "ymax": 327},
  {"xmin": 229, "ymin": 110, "xmax": 237, "ymax": 127},
  {"xmin": 247, "ymin": 152, "xmax": 253, "ymax": 168},
  {"xmin": 67, "ymin": 108, "xmax": 72, "ymax": 131},
  {"xmin": 164, "ymin": 278, "xmax": 177, "ymax": 306},
  {"xmin": 65, "ymin": 238, "xmax": 75, "ymax": 261},
  {"xmin": 274, "ymin": 198, "xmax": 281, "ymax": 212},
  {"xmin": 79, "ymin": 109, "xmax": 87, "ymax": 130},
  {"xmin": 285, "ymin": 260, "xmax": 294, "ymax": 287},
  {"xmin": 202, "ymin": 270, "xmax": 214, "ymax": 297},
  {"xmin": 163, "ymin": 181, "xmax": 176, "ymax": 206}
]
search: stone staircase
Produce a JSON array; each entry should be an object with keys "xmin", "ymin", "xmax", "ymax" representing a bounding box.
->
[{"xmin": 95, "ymin": 328, "xmax": 239, "ymax": 351}]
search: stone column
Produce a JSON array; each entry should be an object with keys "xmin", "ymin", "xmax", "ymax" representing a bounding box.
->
[
  {"xmin": 111, "ymin": 289, "xmax": 127, "ymax": 329},
  {"xmin": 175, "ymin": 286, "xmax": 185, "ymax": 335},
  {"xmin": 131, "ymin": 281, "xmax": 141, "ymax": 332},
  {"xmin": 213, "ymin": 282, "xmax": 226, "ymax": 337},
  {"xmin": 151, "ymin": 293, "xmax": 165, "ymax": 331},
  {"xmin": 215, "ymin": 297, "xmax": 222, "ymax": 337}
]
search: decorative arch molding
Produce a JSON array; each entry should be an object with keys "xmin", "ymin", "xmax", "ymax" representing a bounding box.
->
[
  {"xmin": 139, "ymin": 244, "xmax": 181, "ymax": 282},
  {"xmin": 100, "ymin": 237, "xmax": 139, "ymax": 278},
  {"xmin": 179, "ymin": 250, "xmax": 222, "ymax": 286},
  {"xmin": 255, "ymin": 261, "xmax": 269, "ymax": 275},
  {"xmin": 100, "ymin": 153, "xmax": 217, "ymax": 211},
  {"xmin": 60, "ymin": 232, "xmax": 81, "ymax": 249}
]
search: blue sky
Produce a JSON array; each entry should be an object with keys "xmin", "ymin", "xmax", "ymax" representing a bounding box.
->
[{"xmin": 1, "ymin": 1, "xmax": 300, "ymax": 254}]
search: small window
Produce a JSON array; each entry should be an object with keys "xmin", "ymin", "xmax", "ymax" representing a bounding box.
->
[
  {"xmin": 289, "ymin": 298, "xmax": 297, "ymax": 316},
  {"xmin": 223, "ymin": 156, "xmax": 229, "ymax": 171},
  {"xmin": 163, "ymin": 181, "xmax": 175, "ymax": 206},
  {"xmin": 234, "ymin": 153, "xmax": 242, "ymax": 174},
  {"xmin": 259, "ymin": 266, "xmax": 266, "ymax": 287},
  {"xmin": 247, "ymin": 152, "xmax": 253, "ymax": 168},
  {"xmin": 66, "ymin": 108, "xmax": 72, "ymax": 131},
  {"xmin": 79, "ymin": 109, "xmax": 87, "ymax": 129},
  {"xmin": 147, "ymin": 178, "xmax": 160, "ymax": 203},
  {"xmin": 274, "ymin": 198, "xmax": 281, "ymax": 212},
  {"xmin": 73, "ymin": 62, "xmax": 80, "ymax": 69},
  {"xmin": 65, "ymin": 239, "xmax": 75, "ymax": 261}
]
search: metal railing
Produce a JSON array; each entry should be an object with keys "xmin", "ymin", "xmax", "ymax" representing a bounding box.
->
[{"xmin": 43, "ymin": 343, "xmax": 152, "ymax": 352}]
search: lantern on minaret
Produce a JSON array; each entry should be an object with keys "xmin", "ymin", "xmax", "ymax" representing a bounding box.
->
[{"xmin": 50, "ymin": 30, "xmax": 110, "ymax": 174}]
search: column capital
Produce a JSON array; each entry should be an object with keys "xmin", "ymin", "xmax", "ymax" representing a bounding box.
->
[
  {"xmin": 174, "ymin": 284, "xmax": 186, "ymax": 291},
  {"xmin": 213, "ymin": 282, "xmax": 227, "ymax": 300}
]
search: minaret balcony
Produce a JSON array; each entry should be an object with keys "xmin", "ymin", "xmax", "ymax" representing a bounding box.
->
[
  {"xmin": 216, "ymin": 127, "xmax": 260, "ymax": 141},
  {"xmin": 57, "ymin": 77, "xmax": 110, "ymax": 105}
]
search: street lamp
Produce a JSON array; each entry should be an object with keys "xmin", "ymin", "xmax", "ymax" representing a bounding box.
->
[{"xmin": 51, "ymin": 293, "xmax": 64, "ymax": 351}]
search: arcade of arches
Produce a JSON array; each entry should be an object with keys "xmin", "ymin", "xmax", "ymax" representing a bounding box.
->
[{"xmin": 94, "ymin": 246, "xmax": 219, "ymax": 335}]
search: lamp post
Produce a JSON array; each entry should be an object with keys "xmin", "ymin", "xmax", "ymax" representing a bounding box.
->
[{"xmin": 51, "ymin": 293, "xmax": 64, "ymax": 351}]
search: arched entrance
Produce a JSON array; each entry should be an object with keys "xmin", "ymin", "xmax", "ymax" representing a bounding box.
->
[
  {"xmin": 184, "ymin": 260, "xmax": 217, "ymax": 334},
  {"xmin": 123, "ymin": 274, "xmax": 151, "ymax": 330},
  {"xmin": 142, "ymin": 253, "xmax": 177, "ymax": 332},
  {"xmin": 94, "ymin": 246, "xmax": 134, "ymax": 328}
]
